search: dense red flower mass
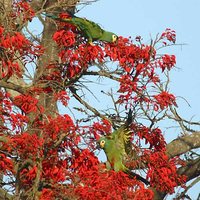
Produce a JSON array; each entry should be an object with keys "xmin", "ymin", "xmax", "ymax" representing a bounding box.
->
[
  {"xmin": 53, "ymin": 30, "xmax": 76, "ymax": 47},
  {"xmin": 0, "ymin": 2, "xmax": 186, "ymax": 199},
  {"xmin": 147, "ymin": 152, "xmax": 186, "ymax": 193}
]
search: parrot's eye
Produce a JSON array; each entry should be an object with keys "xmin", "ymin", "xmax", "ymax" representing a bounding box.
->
[
  {"xmin": 100, "ymin": 140, "xmax": 105, "ymax": 148},
  {"xmin": 112, "ymin": 34, "xmax": 118, "ymax": 42}
]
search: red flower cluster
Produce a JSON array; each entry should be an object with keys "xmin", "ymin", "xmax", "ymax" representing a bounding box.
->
[
  {"xmin": 72, "ymin": 149, "xmax": 154, "ymax": 200},
  {"xmin": 105, "ymin": 37, "xmax": 151, "ymax": 72},
  {"xmin": 40, "ymin": 188, "xmax": 54, "ymax": 200},
  {"xmin": 160, "ymin": 28, "xmax": 176, "ymax": 44},
  {"xmin": 118, "ymin": 74, "xmax": 138, "ymax": 104},
  {"xmin": 103, "ymin": 36, "xmax": 176, "ymax": 108},
  {"xmin": 154, "ymin": 91, "xmax": 177, "ymax": 110},
  {"xmin": 20, "ymin": 165, "xmax": 37, "ymax": 186},
  {"xmin": 38, "ymin": 114, "xmax": 76, "ymax": 146},
  {"xmin": 42, "ymin": 160, "xmax": 68, "ymax": 183},
  {"xmin": 53, "ymin": 30, "xmax": 76, "ymax": 47},
  {"xmin": 11, "ymin": 132, "xmax": 44, "ymax": 159},
  {"xmin": 0, "ymin": 153, "xmax": 13, "ymax": 173},
  {"xmin": 13, "ymin": 94, "xmax": 39, "ymax": 114},
  {"xmin": 147, "ymin": 152, "xmax": 186, "ymax": 193},
  {"xmin": 0, "ymin": 91, "xmax": 29, "ymax": 132},
  {"xmin": 136, "ymin": 126, "xmax": 166, "ymax": 151},
  {"xmin": 0, "ymin": 29, "xmax": 29, "ymax": 78},
  {"xmin": 54, "ymin": 91, "xmax": 70, "ymax": 106},
  {"xmin": 157, "ymin": 54, "xmax": 176, "ymax": 72},
  {"xmin": 9, "ymin": 113, "xmax": 29, "ymax": 131},
  {"xmin": 13, "ymin": 1, "xmax": 35, "ymax": 22},
  {"xmin": 91, "ymin": 119, "xmax": 112, "ymax": 139},
  {"xmin": 0, "ymin": 26, "xmax": 43, "ymax": 78},
  {"xmin": 57, "ymin": 44, "xmax": 104, "ymax": 78}
]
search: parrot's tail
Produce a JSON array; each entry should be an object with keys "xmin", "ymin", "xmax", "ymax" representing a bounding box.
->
[
  {"xmin": 42, "ymin": 13, "xmax": 72, "ymax": 21},
  {"xmin": 125, "ymin": 109, "xmax": 133, "ymax": 127},
  {"xmin": 43, "ymin": 13, "xmax": 59, "ymax": 19},
  {"xmin": 125, "ymin": 169, "xmax": 149, "ymax": 185}
]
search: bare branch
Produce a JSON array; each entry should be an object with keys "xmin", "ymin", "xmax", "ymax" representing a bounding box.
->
[{"xmin": 69, "ymin": 86, "xmax": 110, "ymax": 121}]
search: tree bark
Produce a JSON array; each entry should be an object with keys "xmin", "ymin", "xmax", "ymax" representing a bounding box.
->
[{"xmin": 167, "ymin": 132, "xmax": 200, "ymax": 158}]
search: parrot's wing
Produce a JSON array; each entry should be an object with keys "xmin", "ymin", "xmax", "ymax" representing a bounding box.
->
[
  {"xmin": 114, "ymin": 126, "xmax": 132, "ymax": 155},
  {"xmin": 112, "ymin": 110, "xmax": 133, "ymax": 155},
  {"xmin": 73, "ymin": 17, "xmax": 104, "ymax": 40}
]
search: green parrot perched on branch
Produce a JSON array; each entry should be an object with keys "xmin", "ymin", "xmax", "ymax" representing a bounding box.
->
[
  {"xmin": 98, "ymin": 110, "xmax": 149, "ymax": 185},
  {"xmin": 43, "ymin": 13, "xmax": 118, "ymax": 46}
]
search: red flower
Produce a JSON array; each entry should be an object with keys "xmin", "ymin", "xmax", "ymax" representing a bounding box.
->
[
  {"xmin": 53, "ymin": 30, "xmax": 76, "ymax": 47},
  {"xmin": 136, "ymin": 126, "xmax": 166, "ymax": 151},
  {"xmin": 11, "ymin": 132, "xmax": 44, "ymax": 158},
  {"xmin": 0, "ymin": 153, "xmax": 13, "ymax": 173},
  {"xmin": 13, "ymin": 94, "xmax": 39, "ymax": 114},
  {"xmin": 54, "ymin": 91, "xmax": 70, "ymax": 106},
  {"xmin": 40, "ymin": 188, "xmax": 54, "ymax": 200},
  {"xmin": 0, "ymin": 26, "xmax": 4, "ymax": 37},
  {"xmin": 154, "ymin": 91, "xmax": 177, "ymax": 110},
  {"xmin": 90, "ymin": 119, "xmax": 112, "ymax": 139},
  {"xmin": 160, "ymin": 28, "xmax": 176, "ymax": 43},
  {"xmin": 147, "ymin": 152, "xmax": 186, "ymax": 193},
  {"xmin": 158, "ymin": 54, "xmax": 176, "ymax": 72},
  {"xmin": 13, "ymin": 1, "xmax": 35, "ymax": 22}
]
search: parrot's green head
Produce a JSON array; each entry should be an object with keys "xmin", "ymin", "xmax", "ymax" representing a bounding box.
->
[
  {"xmin": 100, "ymin": 31, "xmax": 118, "ymax": 43},
  {"xmin": 98, "ymin": 136, "xmax": 113, "ymax": 150}
]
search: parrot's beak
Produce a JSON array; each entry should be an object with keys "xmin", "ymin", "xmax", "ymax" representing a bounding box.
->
[
  {"xmin": 114, "ymin": 37, "xmax": 119, "ymax": 45},
  {"xmin": 96, "ymin": 140, "xmax": 105, "ymax": 149},
  {"xmin": 96, "ymin": 141, "xmax": 101, "ymax": 149}
]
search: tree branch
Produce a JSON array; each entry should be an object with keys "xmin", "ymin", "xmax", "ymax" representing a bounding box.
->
[
  {"xmin": 166, "ymin": 132, "xmax": 200, "ymax": 158},
  {"xmin": 84, "ymin": 70, "xmax": 120, "ymax": 82},
  {"xmin": 178, "ymin": 158, "xmax": 200, "ymax": 181},
  {"xmin": 0, "ymin": 80, "xmax": 27, "ymax": 94},
  {"xmin": 69, "ymin": 86, "xmax": 108, "ymax": 120}
]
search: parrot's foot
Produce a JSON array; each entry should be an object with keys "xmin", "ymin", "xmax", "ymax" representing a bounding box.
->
[{"xmin": 88, "ymin": 42, "xmax": 95, "ymax": 46}]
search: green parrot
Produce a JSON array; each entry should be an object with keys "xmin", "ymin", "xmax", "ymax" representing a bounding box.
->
[
  {"xmin": 43, "ymin": 13, "xmax": 118, "ymax": 45},
  {"xmin": 98, "ymin": 111, "xmax": 149, "ymax": 185}
]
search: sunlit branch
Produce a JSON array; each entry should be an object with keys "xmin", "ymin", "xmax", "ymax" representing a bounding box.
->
[
  {"xmin": 69, "ymin": 86, "xmax": 110, "ymax": 121},
  {"xmin": 0, "ymin": 80, "xmax": 27, "ymax": 94},
  {"xmin": 167, "ymin": 132, "xmax": 200, "ymax": 158}
]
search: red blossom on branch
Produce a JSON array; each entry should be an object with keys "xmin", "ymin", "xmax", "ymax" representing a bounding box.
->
[
  {"xmin": 20, "ymin": 165, "xmax": 37, "ymax": 185},
  {"xmin": 72, "ymin": 149, "xmax": 153, "ymax": 199},
  {"xmin": 13, "ymin": 94, "xmax": 39, "ymax": 114},
  {"xmin": 136, "ymin": 126, "xmax": 166, "ymax": 151},
  {"xmin": 0, "ymin": 26, "xmax": 44, "ymax": 78},
  {"xmin": 13, "ymin": 1, "xmax": 35, "ymax": 22},
  {"xmin": 90, "ymin": 119, "xmax": 112, "ymax": 139},
  {"xmin": 154, "ymin": 91, "xmax": 177, "ymax": 110},
  {"xmin": 147, "ymin": 152, "xmax": 186, "ymax": 193},
  {"xmin": 11, "ymin": 132, "xmax": 44, "ymax": 159},
  {"xmin": 160, "ymin": 28, "xmax": 176, "ymax": 43},
  {"xmin": 0, "ymin": 153, "xmax": 13, "ymax": 173},
  {"xmin": 158, "ymin": 54, "xmax": 176, "ymax": 72},
  {"xmin": 53, "ymin": 30, "xmax": 76, "ymax": 47},
  {"xmin": 54, "ymin": 91, "xmax": 70, "ymax": 106}
]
